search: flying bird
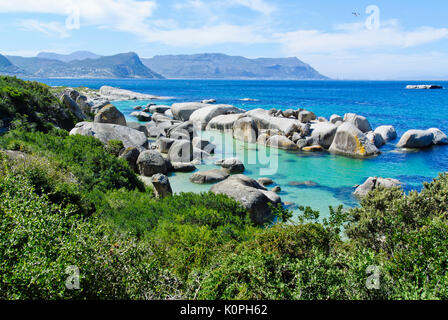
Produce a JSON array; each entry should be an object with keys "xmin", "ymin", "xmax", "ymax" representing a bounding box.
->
[{"xmin": 352, "ymin": 12, "xmax": 360, "ymax": 17}]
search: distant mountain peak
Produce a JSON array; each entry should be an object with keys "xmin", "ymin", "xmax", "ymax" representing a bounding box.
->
[
  {"xmin": 36, "ymin": 51, "xmax": 102, "ymax": 62},
  {"xmin": 142, "ymin": 53, "xmax": 328, "ymax": 80},
  {"xmin": 4, "ymin": 52, "xmax": 164, "ymax": 79}
]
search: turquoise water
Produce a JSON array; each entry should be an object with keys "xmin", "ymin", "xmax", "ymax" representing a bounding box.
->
[{"xmin": 33, "ymin": 79, "xmax": 448, "ymax": 217}]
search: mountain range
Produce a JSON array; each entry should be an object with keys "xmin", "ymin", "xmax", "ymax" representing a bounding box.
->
[
  {"xmin": 0, "ymin": 51, "xmax": 328, "ymax": 80},
  {"xmin": 142, "ymin": 53, "xmax": 328, "ymax": 80}
]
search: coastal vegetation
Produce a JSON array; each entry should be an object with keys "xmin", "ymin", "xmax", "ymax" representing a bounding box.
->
[{"xmin": 1, "ymin": 76, "xmax": 448, "ymax": 300}]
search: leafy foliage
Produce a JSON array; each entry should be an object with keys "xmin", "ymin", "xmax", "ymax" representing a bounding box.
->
[{"xmin": 0, "ymin": 76, "xmax": 77, "ymax": 131}]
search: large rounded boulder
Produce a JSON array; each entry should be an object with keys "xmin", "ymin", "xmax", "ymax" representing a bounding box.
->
[
  {"xmin": 311, "ymin": 122, "xmax": 337, "ymax": 149},
  {"xmin": 216, "ymin": 158, "xmax": 245, "ymax": 174},
  {"xmin": 329, "ymin": 122, "xmax": 380, "ymax": 157},
  {"xmin": 171, "ymin": 102, "xmax": 209, "ymax": 121},
  {"xmin": 94, "ymin": 104, "xmax": 126, "ymax": 126},
  {"xmin": 233, "ymin": 117, "xmax": 258, "ymax": 143},
  {"xmin": 189, "ymin": 104, "xmax": 245, "ymax": 130},
  {"xmin": 354, "ymin": 177, "xmax": 402, "ymax": 197},
  {"xmin": 210, "ymin": 175, "xmax": 281, "ymax": 225},
  {"xmin": 266, "ymin": 135, "xmax": 298, "ymax": 150},
  {"xmin": 343, "ymin": 113, "xmax": 372, "ymax": 133},
  {"xmin": 374, "ymin": 125, "xmax": 397, "ymax": 142},
  {"xmin": 70, "ymin": 122, "xmax": 148, "ymax": 149},
  {"xmin": 397, "ymin": 130, "xmax": 434, "ymax": 148},
  {"xmin": 206, "ymin": 114, "xmax": 244, "ymax": 132},
  {"xmin": 167, "ymin": 140, "xmax": 193, "ymax": 163},
  {"xmin": 189, "ymin": 169, "xmax": 229, "ymax": 184},
  {"xmin": 136, "ymin": 150, "xmax": 167, "ymax": 177},
  {"xmin": 428, "ymin": 128, "xmax": 448, "ymax": 145}
]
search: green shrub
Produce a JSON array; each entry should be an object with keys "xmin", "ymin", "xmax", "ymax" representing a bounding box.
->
[
  {"xmin": 0, "ymin": 129, "xmax": 144, "ymax": 193},
  {"xmin": 106, "ymin": 139, "xmax": 124, "ymax": 157},
  {"xmin": 0, "ymin": 171, "xmax": 181, "ymax": 299},
  {"xmin": 0, "ymin": 76, "xmax": 77, "ymax": 132}
]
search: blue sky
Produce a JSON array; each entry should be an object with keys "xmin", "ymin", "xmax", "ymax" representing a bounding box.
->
[{"xmin": 0, "ymin": 0, "xmax": 447, "ymax": 79}]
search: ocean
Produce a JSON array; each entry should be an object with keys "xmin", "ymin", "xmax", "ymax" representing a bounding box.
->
[{"xmin": 33, "ymin": 78, "xmax": 448, "ymax": 217}]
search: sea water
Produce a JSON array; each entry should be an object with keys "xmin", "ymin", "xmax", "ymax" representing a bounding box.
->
[{"xmin": 34, "ymin": 79, "xmax": 448, "ymax": 217}]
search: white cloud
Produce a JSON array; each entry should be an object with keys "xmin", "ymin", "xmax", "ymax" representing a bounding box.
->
[
  {"xmin": 276, "ymin": 20, "xmax": 448, "ymax": 54},
  {"xmin": 139, "ymin": 24, "xmax": 268, "ymax": 46},
  {"xmin": 19, "ymin": 19, "xmax": 70, "ymax": 38},
  {"xmin": 0, "ymin": 0, "xmax": 157, "ymax": 36},
  {"xmin": 231, "ymin": 0, "xmax": 276, "ymax": 16}
]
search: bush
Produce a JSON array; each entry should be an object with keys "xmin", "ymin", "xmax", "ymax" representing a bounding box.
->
[
  {"xmin": 0, "ymin": 129, "xmax": 144, "ymax": 193},
  {"xmin": 0, "ymin": 171, "xmax": 181, "ymax": 299},
  {"xmin": 0, "ymin": 76, "xmax": 77, "ymax": 131}
]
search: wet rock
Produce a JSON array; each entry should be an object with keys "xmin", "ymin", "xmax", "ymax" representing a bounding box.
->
[
  {"xmin": 288, "ymin": 181, "xmax": 318, "ymax": 187},
  {"xmin": 193, "ymin": 137, "xmax": 216, "ymax": 154},
  {"xmin": 302, "ymin": 145, "xmax": 324, "ymax": 152}
]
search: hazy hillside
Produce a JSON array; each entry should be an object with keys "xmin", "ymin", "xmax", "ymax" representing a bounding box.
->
[
  {"xmin": 37, "ymin": 51, "xmax": 102, "ymax": 62},
  {"xmin": 0, "ymin": 54, "xmax": 23, "ymax": 75},
  {"xmin": 5, "ymin": 52, "xmax": 164, "ymax": 79},
  {"xmin": 142, "ymin": 53, "xmax": 328, "ymax": 80}
]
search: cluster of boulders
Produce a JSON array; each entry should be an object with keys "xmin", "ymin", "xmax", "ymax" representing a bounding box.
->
[{"xmin": 65, "ymin": 86, "xmax": 448, "ymax": 224}]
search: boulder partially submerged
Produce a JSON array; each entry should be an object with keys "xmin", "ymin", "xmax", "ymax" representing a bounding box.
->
[
  {"xmin": 406, "ymin": 85, "xmax": 443, "ymax": 90},
  {"xmin": 210, "ymin": 174, "xmax": 281, "ymax": 225},
  {"xmin": 374, "ymin": 125, "xmax": 397, "ymax": 142},
  {"xmin": 397, "ymin": 130, "xmax": 434, "ymax": 148},
  {"xmin": 189, "ymin": 169, "xmax": 229, "ymax": 184},
  {"xmin": 329, "ymin": 122, "xmax": 380, "ymax": 157},
  {"xmin": 354, "ymin": 177, "xmax": 402, "ymax": 197},
  {"xmin": 216, "ymin": 158, "xmax": 245, "ymax": 173}
]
